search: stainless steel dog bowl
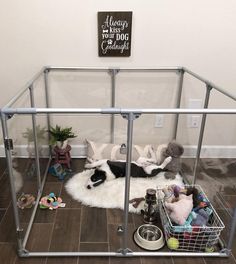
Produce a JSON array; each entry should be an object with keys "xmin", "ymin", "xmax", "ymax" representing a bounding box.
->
[{"xmin": 133, "ymin": 224, "xmax": 165, "ymax": 250}]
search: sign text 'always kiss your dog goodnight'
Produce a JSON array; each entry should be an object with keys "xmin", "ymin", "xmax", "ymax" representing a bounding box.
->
[{"xmin": 97, "ymin": 11, "xmax": 132, "ymax": 57}]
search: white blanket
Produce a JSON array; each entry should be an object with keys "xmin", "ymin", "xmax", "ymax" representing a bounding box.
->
[{"xmin": 65, "ymin": 169, "xmax": 184, "ymax": 213}]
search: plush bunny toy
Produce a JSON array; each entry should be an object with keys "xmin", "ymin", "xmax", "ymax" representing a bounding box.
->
[{"xmin": 165, "ymin": 194, "xmax": 193, "ymax": 225}]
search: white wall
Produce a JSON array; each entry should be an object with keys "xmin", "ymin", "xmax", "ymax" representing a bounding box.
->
[
  {"xmin": 1, "ymin": 0, "xmax": 236, "ymax": 104},
  {"xmin": 1, "ymin": 0, "xmax": 236, "ymax": 156}
]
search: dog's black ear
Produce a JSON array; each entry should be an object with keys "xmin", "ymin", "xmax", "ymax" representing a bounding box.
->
[
  {"xmin": 92, "ymin": 170, "xmax": 106, "ymax": 187},
  {"xmin": 91, "ymin": 169, "xmax": 100, "ymax": 182},
  {"xmin": 91, "ymin": 169, "xmax": 106, "ymax": 182},
  {"xmin": 97, "ymin": 170, "xmax": 106, "ymax": 180}
]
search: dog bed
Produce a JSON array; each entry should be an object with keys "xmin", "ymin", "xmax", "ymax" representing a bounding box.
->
[{"xmin": 65, "ymin": 169, "xmax": 184, "ymax": 213}]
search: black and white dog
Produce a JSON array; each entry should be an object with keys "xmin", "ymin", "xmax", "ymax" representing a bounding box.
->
[{"xmin": 85, "ymin": 156, "xmax": 172, "ymax": 189}]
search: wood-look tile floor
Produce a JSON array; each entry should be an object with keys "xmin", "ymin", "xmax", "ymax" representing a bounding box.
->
[{"xmin": 0, "ymin": 157, "xmax": 235, "ymax": 264}]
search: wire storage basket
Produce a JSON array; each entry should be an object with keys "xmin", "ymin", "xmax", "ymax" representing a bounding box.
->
[{"xmin": 159, "ymin": 185, "xmax": 225, "ymax": 252}]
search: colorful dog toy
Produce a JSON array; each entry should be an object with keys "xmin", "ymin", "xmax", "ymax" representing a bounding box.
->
[
  {"xmin": 48, "ymin": 163, "xmax": 67, "ymax": 180},
  {"xmin": 39, "ymin": 192, "xmax": 64, "ymax": 210}
]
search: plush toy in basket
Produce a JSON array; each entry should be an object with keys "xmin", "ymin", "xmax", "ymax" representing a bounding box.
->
[{"xmin": 160, "ymin": 185, "xmax": 225, "ymax": 252}]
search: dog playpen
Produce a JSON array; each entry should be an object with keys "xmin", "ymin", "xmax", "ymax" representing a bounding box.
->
[{"xmin": 1, "ymin": 66, "xmax": 236, "ymax": 258}]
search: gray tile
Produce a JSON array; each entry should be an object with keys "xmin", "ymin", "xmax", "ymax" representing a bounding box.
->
[
  {"xmin": 80, "ymin": 206, "xmax": 107, "ymax": 243},
  {"xmin": 49, "ymin": 209, "xmax": 81, "ymax": 252}
]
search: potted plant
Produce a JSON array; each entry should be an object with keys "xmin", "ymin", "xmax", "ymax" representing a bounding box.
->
[{"xmin": 48, "ymin": 125, "xmax": 77, "ymax": 149}]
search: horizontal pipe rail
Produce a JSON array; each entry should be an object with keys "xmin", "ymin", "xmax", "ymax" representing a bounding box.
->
[
  {"xmin": 3, "ymin": 67, "xmax": 46, "ymax": 109},
  {"xmin": 3, "ymin": 66, "xmax": 236, "ymax": 112},
  {"xmin": 2, "ymin": 107, "xmax": 236, "ymax": 115},
  {"xmin": 23, "ymin": 251, "xmax": 229, "ymax": 258},
  {"xmin": 47, "ymin": 66, "xmax": 109, "ymax": 72},
  {"xmin": 116, "ymin": 67, "xmax": 182, "ymax": 72},
  {"xmin": 184, "ymin": 67, "xmax": 236, "ymax": 101},
  {"xmin": 46, "ymin": 66, "xmax": 182, "ymax": 72}
]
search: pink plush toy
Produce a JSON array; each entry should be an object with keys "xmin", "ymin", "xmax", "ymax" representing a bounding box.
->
[{"xmin": 165, "ymin": 194, "xmax": 193, "ymax": 225}]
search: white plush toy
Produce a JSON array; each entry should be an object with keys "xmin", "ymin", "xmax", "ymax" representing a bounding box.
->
[{"xmin": 165, "ymin": 194, "xmax": 193, "ymax": 225}]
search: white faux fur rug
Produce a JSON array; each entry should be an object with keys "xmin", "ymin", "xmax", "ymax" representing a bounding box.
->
[{"xmin": 65, "ymin": 169, "xmax": 184, "ymax": 213}]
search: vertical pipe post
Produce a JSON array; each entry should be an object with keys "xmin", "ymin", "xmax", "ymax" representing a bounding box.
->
[
  {"xmin": 193, "ymin": 85, "xmax": 212, "ymax": 184},
  {"xmin": 109, "ymin": 69, "xmax": 119, "ymax": 143},
  {"xmin": 227, "ymin": 208, "xmax": 236, "ymax": 254},
  {"xmin": 122, "ymin": 112, "xmax": 136, "ymax": 254},
  {"xmin": 0, "ymin": 112, "xmax": 24, "ymax": 252},
  {"xmin": 29, "ymin": 85, "xmax": 42, "ymax": 191},
  {"xmin": 173, "ymin": 69, "xmax": 184, "ymax": 140},
  {"xmin": 44, "ymin": 69, "xmax": 52, "ymax": 156}
]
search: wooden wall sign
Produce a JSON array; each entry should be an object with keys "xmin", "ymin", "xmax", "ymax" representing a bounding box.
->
[{"xmin": 97, "ymin": 11, "xmax": 132, "ymax": 57}]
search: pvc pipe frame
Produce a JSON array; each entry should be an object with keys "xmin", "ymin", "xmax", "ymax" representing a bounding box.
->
[{"xmin": 1, "ymin": 66, "xmax": 236, "ymax": 258}]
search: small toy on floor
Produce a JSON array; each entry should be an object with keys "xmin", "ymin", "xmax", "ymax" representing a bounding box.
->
[
  {"xmin": 39, "ymin": 192, "xmax": 65, "ymax": 210},
  {"xmin": 48, "ymin": 163, "xmax": 75, "ymax": 180},
  {"xmin": 17, "ymin": 193, "xmax": 35, "ymax": 209}
]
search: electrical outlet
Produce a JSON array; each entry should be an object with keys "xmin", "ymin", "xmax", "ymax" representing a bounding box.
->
[
  {"xmin": 190, "ymin": 115, "xmax": 200, "ymax": 128},
  {"xmin": 155, "ymin": 114, "xmax": 164, "ymax": 127},
  {"xmin": 188, "ymin": 99, "xmax": 202, "ymax": 128}
]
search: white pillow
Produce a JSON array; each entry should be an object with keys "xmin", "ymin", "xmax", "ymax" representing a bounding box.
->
[{"xmin": 85, "ymin": 139, "xmax": 152, "ymax": 163}]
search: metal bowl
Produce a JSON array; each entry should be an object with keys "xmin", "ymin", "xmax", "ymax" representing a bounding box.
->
[{"xmin": 133, "ymin": 224, "xmax": 165, "ymax": 250}]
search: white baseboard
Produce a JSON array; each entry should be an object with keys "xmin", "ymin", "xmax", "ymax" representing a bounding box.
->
[
  {"xmin": 0, "ymin": 144, "xmax": 236, "ymax": 158},
  {"xmin": 182, "ymin": 145, "xmax": 236, "ymax": 158},
  {"xmin": 0, "ymin": 144, "xmax": 87, "ymax": 158}
]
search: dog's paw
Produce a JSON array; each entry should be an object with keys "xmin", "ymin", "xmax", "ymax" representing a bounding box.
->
[
  {"xmin": 86, "ymin": 157, "xmax": 94, "ymax": 163},
  {"xmin": 84, "ymin": 164, "xmax": 90, "ymax": 169},
  {"xmin": 165, "ymin": 156, "xmax": 172, "ymax": 164},
  {"xmin": 136, "ymin": 157, "xmax": 147, "ymax": 165},
  {"xmin": 161, "ymin": 156, "xmax": 172, "ymax": 168}
]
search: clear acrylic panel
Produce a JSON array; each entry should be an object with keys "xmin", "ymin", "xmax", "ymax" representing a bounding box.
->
[
  {"xmin": 6, "ymin": 114, "xmax": 38, "ymax": 231},
  {"xmin": 48, "ymin": 71, "xmax": 111, "ymax": 108}
]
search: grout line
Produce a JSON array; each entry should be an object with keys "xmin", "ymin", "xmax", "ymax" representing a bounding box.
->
[
  {"xmin": 76, "ymin": 159, "xmax": 85, "ymax": 264},
  {"xmin": 44, "ymin": 177, "xmax": 63, "ymax": 264},
  {"xmin": 171, "ymin": 256, "xmax": 175, "ymax": 264},
  {"xmin": 0, "ymin": 241, "xmax": 17, "ymax": 245},
  {"xmin": 232, "ymin": 252, "xmax": 236, "ymax": 264},
  {"xmin": 0, "ymin": 200, "xmax": 12, "ymax": 229},
  {"xmin": 106, "ymin": 208, "xmax": 111, "ymax": 264},
  {"xmin": 77, "ymin": 203, "xmax": 83, "ymax": 264},
  {"xmin": 0, "ymin": 208, "xmax": 8, "ymax": 225},
  {"xmin": 79, "ymin": 241, "xmax": 110, "ymax": 244},
  {"xmin": 0, "ymin": 171, "xmax": 4, "ymax": 182}
]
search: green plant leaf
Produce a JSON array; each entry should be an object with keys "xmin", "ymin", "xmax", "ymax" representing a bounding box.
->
[{"xmin": 48, "ymin": 125, "xmax": 77, "ymax": 145}]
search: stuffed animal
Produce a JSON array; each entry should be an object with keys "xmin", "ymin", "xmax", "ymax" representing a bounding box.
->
[
  {"xmin": 165, "ymin": 194, "xmax": 193, "ymax": 225},
  {"xmin": 39, "ymin": 192, "xmax": 64, "ymax": 210},
  {"xmin": 162, "ymin": 184, "xmax": 181, "ymax": 203},
  {"xmin": 156, "ymin": 141, "xmax": 184, "ymax": 179},
  {"xmin": 191, "ymin": 208, "xmax": 210, "ymax": 226},
  {"xmin": 17, "ymin": 193, "xmax": 35, "ymax": 209}
]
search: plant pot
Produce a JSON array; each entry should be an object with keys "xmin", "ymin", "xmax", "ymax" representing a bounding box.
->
[{"xmin": 56, "ymin": 140, "xmax": 68, "ymax": 149}]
